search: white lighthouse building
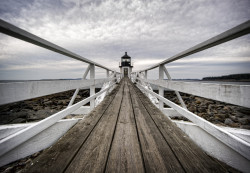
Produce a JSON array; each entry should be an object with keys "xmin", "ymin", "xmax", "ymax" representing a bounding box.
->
[{"xmin": 119, "ymin": 52, "xmax": 133, "ymax": 78}]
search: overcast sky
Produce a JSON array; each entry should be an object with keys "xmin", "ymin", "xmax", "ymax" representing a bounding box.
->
[{"xmin": 0, "ymin": 0, "xmax": 250, "ymax": 80}]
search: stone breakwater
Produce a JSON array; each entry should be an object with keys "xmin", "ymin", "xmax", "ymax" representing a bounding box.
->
[
  {"xmin": 164, "ymin": 91, "xmax": 250, "ymax": 129},
  {"xmin": 0, "ymin": 89, "xmax": 249, "ymax": 129},
  {"xmin": 0, "ymin": 89, "xmax": 100, "ymax": 125}
]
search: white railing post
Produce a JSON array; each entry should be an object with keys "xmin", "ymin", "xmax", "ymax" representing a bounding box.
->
[
  {"xmin": 90, "ymin": 64, "xmax": 95, "ymax": 109},
  {"xmin": 145, "ymin": 70, "xmax": 147, "ymax": 79},
  {"xmin": 158, "ymin": 65, "xmax": 164, "ymax": 110},
  {"xmin": 163, "ymin": 66, "xmax": 187, "ymax": 109},
  {"xmin": 67, "ymin": 65, "xmax": 91, "ymax": 107},
  {"xmin": 106, "ymin": 70, "xmax": 109, "ymax": 77}
]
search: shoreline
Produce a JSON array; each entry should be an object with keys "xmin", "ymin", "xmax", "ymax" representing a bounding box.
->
[{"xmin": 0, "ymin": 89, "xmax": 249, "ymax": 129}]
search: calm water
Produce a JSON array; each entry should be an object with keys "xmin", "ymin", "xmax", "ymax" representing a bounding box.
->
[{"xmin": 1, "ymin": 79, "xmax": 250, "ymax": 86}]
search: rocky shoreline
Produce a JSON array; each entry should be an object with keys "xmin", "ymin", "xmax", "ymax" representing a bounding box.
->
[
  {"xmin": 164, "ymin": 91, "xmax": 250, "ymax": 129},
  {"xmin": 0, "ymin": 88, "xmax": 249, "ymax": 173},
  {"xmin": 0, "ymin": 88, "xmax": 100, "ymax": 125},
  {"xmin": 0, "ymin": 89, "xmax": 249, "ymax": 129}
]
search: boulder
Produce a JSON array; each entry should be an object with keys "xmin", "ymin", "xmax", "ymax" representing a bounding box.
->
[{"xmin": 224, "ymin": 118, "xmax": 234, "ymax": 125}]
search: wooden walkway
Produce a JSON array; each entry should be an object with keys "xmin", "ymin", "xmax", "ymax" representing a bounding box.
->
[{"xmin": 24, "ymin": 78, "xmax": 229, "ymax": 173}]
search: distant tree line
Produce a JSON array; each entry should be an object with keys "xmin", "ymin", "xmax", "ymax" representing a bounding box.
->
[{"xmin": 202, "ymin": 73, "xmax": 250, "ymax": 81}]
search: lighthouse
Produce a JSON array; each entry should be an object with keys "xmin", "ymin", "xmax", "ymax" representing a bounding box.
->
[{"xmin": 119, "ymin": 52, "xmax": 133, "ymax": 78}]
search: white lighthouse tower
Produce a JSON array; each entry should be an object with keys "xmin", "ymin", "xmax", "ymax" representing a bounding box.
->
[{"xmin": 119, "ymin": 52, "xmax": 133, "ymax": 78}]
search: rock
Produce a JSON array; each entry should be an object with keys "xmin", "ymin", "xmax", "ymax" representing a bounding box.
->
[
  {"xmin": 195, "ymin": 100, "xmax": 201, "ymax": 104},
  {"xmin": 238, "ymin": 118, "xmax": 249, "ymax": 125},
  {"xmin": 203, "ymin": 100, "xmax": 214, "ymax": 105},
  {"xmin": 235, "ymin": 111, "xmax": 245, "ymax": 118},
  {"xmin": 188, "ymin": 106, "xmax": 196, "ymax": 112},
  {"xmin": 236, "ymin": 107, "xmax": 250, "ymax": 115},
  {"xmin": 13, "ymin": 112, "xmax": 27, "ymax": 118},
  {"xmin": 197, "ymin": 107, "xmax": 206, "ymax": 113},
  {"xmin": 217, "ymin": 114, "xmax": 226, "ymax": 119},
  {"xmin": 240, "ymin": 125, "xmax": 250, "ymax": 130},
  {"xmin": 223, "ymin": 106, "xmax": 231, "ymax": 112},
  {"xmin": 229, "ymin": 116, "xmax": 238, "ymax": 122},
  {"xmin": 230, "ymin": 123, "xmax": 240, "ymax": 128},
  {"xmin": 28, "ymin": 109, "xmax": 56, "ymax": 120},
  {"xmin": 11, "ymin": 118, "xmax": 26, "ymax": 123},
  {"xmin": 76, "ymin": 95, "xmax": 81, "ymax": 99},
  {"xmin": 224, "ymin": 118, "xmax": 234, "ymax": 125},
  {"xmin": 44, "ymin": 100, "xmax": 53, "ymax": 105}
]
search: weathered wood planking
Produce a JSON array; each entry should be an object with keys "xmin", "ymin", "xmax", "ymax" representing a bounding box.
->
[
  {"xmin": 23, "ymin": 82, "xmax": 121, "ymax": 173},
  {"xmin": 105, "ymin": 81, "xmax": 144, "ymax": 173},
  {"xmin": 64, "ymin": 80, "xmax": 125, "ymax": 173},
  {"xmin": 128, "ymin": 81, "xmax": 185, "ymax": 172},
  {"xmin": 131, "ymin": 81, "xmax": 227, "ymax": 172},
  {"xmin": 22, "ymin": 78, "xmax": 237, "ymax": 173}
]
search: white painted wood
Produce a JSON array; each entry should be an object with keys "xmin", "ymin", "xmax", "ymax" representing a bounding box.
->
[
  {"xmin": 106, "ymin": 70, "xmax": 109, "ymax": 77},
  {"xmin": 136, "ymin": 73, "xmax": 159, "ymax": 107},
  {"xmin": 95, "ymin": 73, "xmax": 116, "ymax": 106},
  {"xmin": 0, "ymin": 78, "xmax": 114, "ymax": 105},
  {"xmin": 139, "ymin": 20, "xmax": 250, "ymax": 72},
  {"xmin": 161, "ymin": 108, "xmax": 184, "ymax": 118},
  {"xmin": 163, "ymin": 66, "xmax": 187, "ymax": 109},
  {"xmin": 0, "ymin": 19, "xmax": 113, "ymax": 71},
  {"xmin": 72, "ymin": 106, "xmax": 91, "ymax": 115},
  {"xmin": 220, "ymin": 127, "xmax": 250, "ymax": 144},
  {"xmin": 158, "ymin": 65, "xmax": 164, "ymax": 110},
  {"xmin": 138, "ymin": 78, "xmax": 250, "ymax": 108},
  {"xmin": 173, "ymin": 120, "xmax": 250, "ymax": 173},
  {"xmin": 68, "ymin": 65, "xmax": 91, "ymax": 107},
  {"xmin": 0, "ymin": 124, "xmax": 30, "ymax": 140},
  {"xmin": 0, "ymin": 119, "xmax": 80, "ymax": 167},
  {"xmin": 90, "ymin": 64, "xmax": 95, "ymax": 109},
  {"xmin": 0, "ymin": 83, "xmax": 115, "ymax": 157},
  {"xmin": 137, "ymin": 83, "xmax": 250, "ymax": 160}
]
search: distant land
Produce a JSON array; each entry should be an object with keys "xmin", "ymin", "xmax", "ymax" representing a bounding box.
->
[{"xmin": 202, "ymin": 73, "xmax": 250, "ymax": 82}]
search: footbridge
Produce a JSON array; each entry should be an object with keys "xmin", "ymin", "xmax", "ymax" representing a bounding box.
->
[{"xmin": 0, "ymin": 19, "xmax": 250, "ymax": 172}]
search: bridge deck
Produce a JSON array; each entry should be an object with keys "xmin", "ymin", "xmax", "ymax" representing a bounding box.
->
[{"xmin": 24, "ymin": 78, "xmax": 229, "ymax": 173}]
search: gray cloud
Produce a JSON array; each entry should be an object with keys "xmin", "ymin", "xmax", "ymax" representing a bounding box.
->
[{"xmin": 0, "ymin": 0, "xmax": 250, "ymax": 80}]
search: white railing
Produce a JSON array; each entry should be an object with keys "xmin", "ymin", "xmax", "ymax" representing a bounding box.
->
[
  {"xmin": 133, "ymin": 20, "xmax": 250, "ymax": 163},
  {"xmin": 0, "ymin": 19, "xmax": 120, "ymax": 160}
]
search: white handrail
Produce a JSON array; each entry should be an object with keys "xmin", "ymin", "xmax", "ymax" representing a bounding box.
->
[
  {"xmin": 136, "ymin": 82, "xmax": 250, "ymax": 160},
  {"xmin": 138, "ymin": 20, "xmax": 250, "ymax": 72},
  {"xmin": 0, "ymin": 78, "xmax": 115, "ymax": 105},
  {"xmin": 0, "ymin": 83, "xmax": 116, "ymax": 157},
  {"xmin": 136, "ymin": 77, "xmax": 250, "ymax": 108},
  {"xmin": 0, "ymin": 19, "xmax": 113, "ymax": 71}
]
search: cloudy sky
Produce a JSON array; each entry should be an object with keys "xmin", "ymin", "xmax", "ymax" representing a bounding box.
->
[{"xmin": 0, "ymin": 0, "xmax": 250, "ymax": 80}]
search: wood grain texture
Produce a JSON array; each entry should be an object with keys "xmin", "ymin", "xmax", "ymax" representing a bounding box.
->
[
  {"xmin": 131, "ymin": 80, "xmax": 228, "ymax": 173},
  {"xmin": 23, "ymin": 83, "xmax": 121, "ymax": 173},
  {"xmin": 105, "ymin": 80, "xmax": 144, "ymax": 173},
  {"xmin": 64, "ymin": 80, "xmax": 125, "ymax": 173},
  {"xmin": 128, "ymin": 81, "xmax": 185, "ymax": 173},
  {"xmin": 23, "ymin": 78, "xmax": 235, "ymax": 173}
]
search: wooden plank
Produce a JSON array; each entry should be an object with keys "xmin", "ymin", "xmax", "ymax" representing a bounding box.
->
[
  {"xmin": 128, "ymin": 80, "xmax": 185, "ymax": 172},
  {"xmin": 137, "ymin": 82, "xmax": 250, "ymax": 161},
  {"xmin": 23, "ymin": 83, "xmax": 121, "ymax": 173},
  {"xmin": 105, "ymin": 80, "xmax": 144, "ymax": 173},
  {"xmin": 64, "ymin": 80, "xmax": 125, "ymax": 173},
  {"xmin": 132, "ymin": 82, "xmax": 227, "ymax": 172}
]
